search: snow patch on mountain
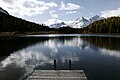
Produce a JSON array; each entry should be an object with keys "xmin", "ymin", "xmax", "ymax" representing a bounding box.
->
[
  {"xmin": 70, "ymin": 17, "xmax": 90, "ymax": 28},
  {"xmin": 49, "ymin": 15, "xmax": 104, "ymax": 28},
  {"xmin": 50, "ymin": 22, "xmax": 67, "ymax": 28},
  {"xmin": 89, "ymin": 15, "xmax": 102, "ymax": 23},
  {"xmin": 70, "ymin": 15, "xmax": 104, "ymax": 28}
]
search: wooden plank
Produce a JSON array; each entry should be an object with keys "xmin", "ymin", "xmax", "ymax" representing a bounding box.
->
[{"xmin": 27, "ymin": 70, "xmax": 87, "ymax": 80}]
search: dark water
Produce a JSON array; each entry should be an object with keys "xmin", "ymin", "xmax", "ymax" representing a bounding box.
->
[{"xmin": 0, "ymin": 34, "xmax": 120, "ymax": 80}]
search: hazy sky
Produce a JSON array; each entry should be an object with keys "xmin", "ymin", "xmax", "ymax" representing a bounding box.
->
[{"xmin": 0, "ymin": 0, "xmax": 120, "ymax": 25}]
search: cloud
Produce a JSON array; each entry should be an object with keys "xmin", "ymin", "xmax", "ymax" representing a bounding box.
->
[
  {"xmin": 60, "ymin": 1, "xmax": 80, "ymax": 10},
  {"xmin": 0, "ymin": 0, "xmax": 58, "ymax": 16},
  {"xmin": 89, "ymin": 13, "xmax": 93, "ymax": 15},
  {"xmin": 49, "ymin": 11, "xmax": 58, "ymax": 18},
  {"xmin": 101, "ymin": 8, "xmax": 120, "ymax": 18},
  {"xmin": 44, "ymin": 19, "xmax": 62, "ymax": 26},
  {"xmin": 51, "ymin": 14, "xmax": 58, "ymax": 18},
  {"xmin": 100, "ymin": 48, "xmax": 120, "ymax": 58},
  {"xmin": 66, "ymin": 11, "xmax": 76, "ymax": 14},
  {"xmin": 65, "ymin": 20, "xmax": 74, "ymax": 24},
  {"xmin": 44, "ymin": 18, "xmax": 74, "ymax": 26},
  {"xmin": 49, "ymin": 11, "xmax": 56, "ymax": 14},
  {"xmin": 2, "ymin": 0, "xmax": 13, "ymax": 4},
  {"xmin": 1, "ymin": 37, "xmax": 82, "ymax": 69}
]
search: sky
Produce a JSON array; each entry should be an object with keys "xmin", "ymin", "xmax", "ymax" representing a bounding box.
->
[{"xmin": 0, "ymin": 0, "xmax": 120, "ymax": 25}]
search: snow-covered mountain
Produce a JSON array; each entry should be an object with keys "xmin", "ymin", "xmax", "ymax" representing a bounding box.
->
[
  {"xmin": 89, "ymin": 15, "xmax": 102, "ymax": 23},
  {"xmin": 70, "ymin": 17, "xmax": 90, "ymax": 28},
  {"xmin": 49, "ymin": 15, "xmax": 104, "ymax": 28},
  {"xmin": 70, "ymin": 15, "xmax": 103, "ymax": 28},
  {"xmin": 0, "ymin": 7, "xmax": 9, "ymax": 15},
  {"xmin": 50, "ymin": 22, "xmax": 67, "ymax": 28}
]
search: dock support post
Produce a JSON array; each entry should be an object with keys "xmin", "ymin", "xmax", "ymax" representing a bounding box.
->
[
  {"xmin": 69, "ymin": 60, "xmax": 71, "ymax": 70},
  {"xmin": 54, "ymin": 60, "xmax": 56, "ymax": 70}
]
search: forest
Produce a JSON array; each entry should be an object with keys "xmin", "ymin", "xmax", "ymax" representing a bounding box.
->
[
  {"xmin": 82, "ymin": 17, "xmax": 120, "ymax": 33},
  {"xmin": 1, "ymin": 11, "xmax": 120, "ymax": 34},
  {"xmin": 0, "ymin": 12, "xmax": 50, "ymax": 33},
  {"xmin": 82, "ymin": 36, "xmax": 120, "ymax": 50}
]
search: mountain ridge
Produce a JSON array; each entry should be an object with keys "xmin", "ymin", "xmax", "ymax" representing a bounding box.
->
[
  {"xmin": 50, "ymin": 22, "xmax": 67, "ymax": 28},
  {"xmin": 82, "ymin": 17, "xmax": 120, "ymax": 33},
  {"xmin": 0, "ymin": 7, "xmax": 9, "ymax": 15},
  {"xmin": 50, "ymin": 15, "xmax": 104, "ymax": 28},
  {"xmin": 0, "ymin": 8, "xmax": 50, "ymax": 32}
]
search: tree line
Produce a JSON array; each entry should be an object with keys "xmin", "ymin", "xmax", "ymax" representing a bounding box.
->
[
  {"xmin": 56, "ymin": 17, "xmax": 120, "ymax": 34},
  {"xmin": 1, "ymin": 11, "xmax": 120, "ymax": 34},
  {"xmin": 0, "ymin": 12, "xmax": 50, "ymax": 33},
  {"xmin": 82, "ymin": 36, "xmax": 120, "ymax": 51},
  {"xmin": 82, "ymin": 17, "xmax": 120, "ymax": 33}
]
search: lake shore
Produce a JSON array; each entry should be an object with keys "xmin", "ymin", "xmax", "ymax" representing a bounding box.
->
[
  {"xmin": 0, "ymin": 32, "xmax": 60, "ymax": 37},
  {"xmin": 1, "ymin": 32, "xmax": 120, "ymax": 37}
]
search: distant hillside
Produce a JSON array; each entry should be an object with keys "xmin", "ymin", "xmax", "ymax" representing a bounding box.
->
[
  {"xmin": 50, "ymin": 15, "xmax": 103, "ymax": 29},
  {"xmin": 1, "ymin": 8, "xmax": 120, "ymax": 34},
  {"xmin": 50, "ymin": 22, "xmax": 67, "ymax": 28},
  {"xmin": 0, "ymin": 7, "xmax": 9, "ymax": 15},
  {"xmin": 82, "ymin": 17, "xmax": 120, "ymax": 33},
  {"xmin": 0, "ymin": 9, "xmax": 50, "ymax": 33},
  {"xmin": 58, "ymin": 26, "xmax": 78, "ymax": 33}
]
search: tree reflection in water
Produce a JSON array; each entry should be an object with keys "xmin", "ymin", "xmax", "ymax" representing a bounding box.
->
[{"xmin": 1, "ymin": 35, "xmax": 120, "ymax": 80}]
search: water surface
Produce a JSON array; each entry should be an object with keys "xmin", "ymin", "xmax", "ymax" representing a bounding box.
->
[{"xmin": 0, "ymin": 34, "xmax": 120, "ymax": 80}]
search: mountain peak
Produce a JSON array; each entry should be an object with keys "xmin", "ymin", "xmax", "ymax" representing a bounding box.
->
[
  {"xmin": 50, "ymin": 22, "xmax": 67, "ymax": 28},
  {"xmin": 75, "ymin": 16, "xmax": 88, "ymax": 22},
  {"xmin": 79, "ymin": 16, "xmax": 85, "ymax": 19},
  {"xmin": 89, "ymin": 15, "xmax": 101, "ymax": 23},
  {"xmin": 91, "ymin": 15, "xmax": 100, "ymax": 19},
  {"xmin": 61, "ymin": 22, "xmax": 65, "ymax": 25},
  {"xmin": 48, "ymin": 15, "xmax": 104, "ymax": 29},
  {"xmin": 70, "ymin": 15, "xmax": 104, "ymax": 28},
  {"xmin": 70, "ymin": 16, "xmax": 90, "ymax": 28},
  {"xmin": 93, "ymin": 15, "xmax": 99, "ymax": 17},
  {"xmin": 0, "ymin": 7, "xmax": 9, "ymax": 15}
]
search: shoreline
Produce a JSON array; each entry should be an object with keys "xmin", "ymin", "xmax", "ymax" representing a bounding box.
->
[
  {"xmin": 1, "ymin": 32, "xmax": 120, "ymax": 37},
  {"xmin": 0, "ymin": 32, "xmax": 60, "ymax": 37}
]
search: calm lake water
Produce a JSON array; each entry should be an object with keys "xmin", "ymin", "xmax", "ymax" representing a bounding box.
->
[{"xmin": 0, "ymin": 34, "xmax": 120, "ymax": 80}]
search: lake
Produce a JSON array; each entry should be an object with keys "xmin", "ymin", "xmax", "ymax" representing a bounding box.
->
[{"xmin": 0, "ymin": 34, "xmax": 120, "ymax": 80}]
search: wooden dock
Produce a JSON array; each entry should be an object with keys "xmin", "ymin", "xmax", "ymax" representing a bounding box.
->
[{"xmin": 27, "ymin": 70, "xmax": 87, "ymax": 80}]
